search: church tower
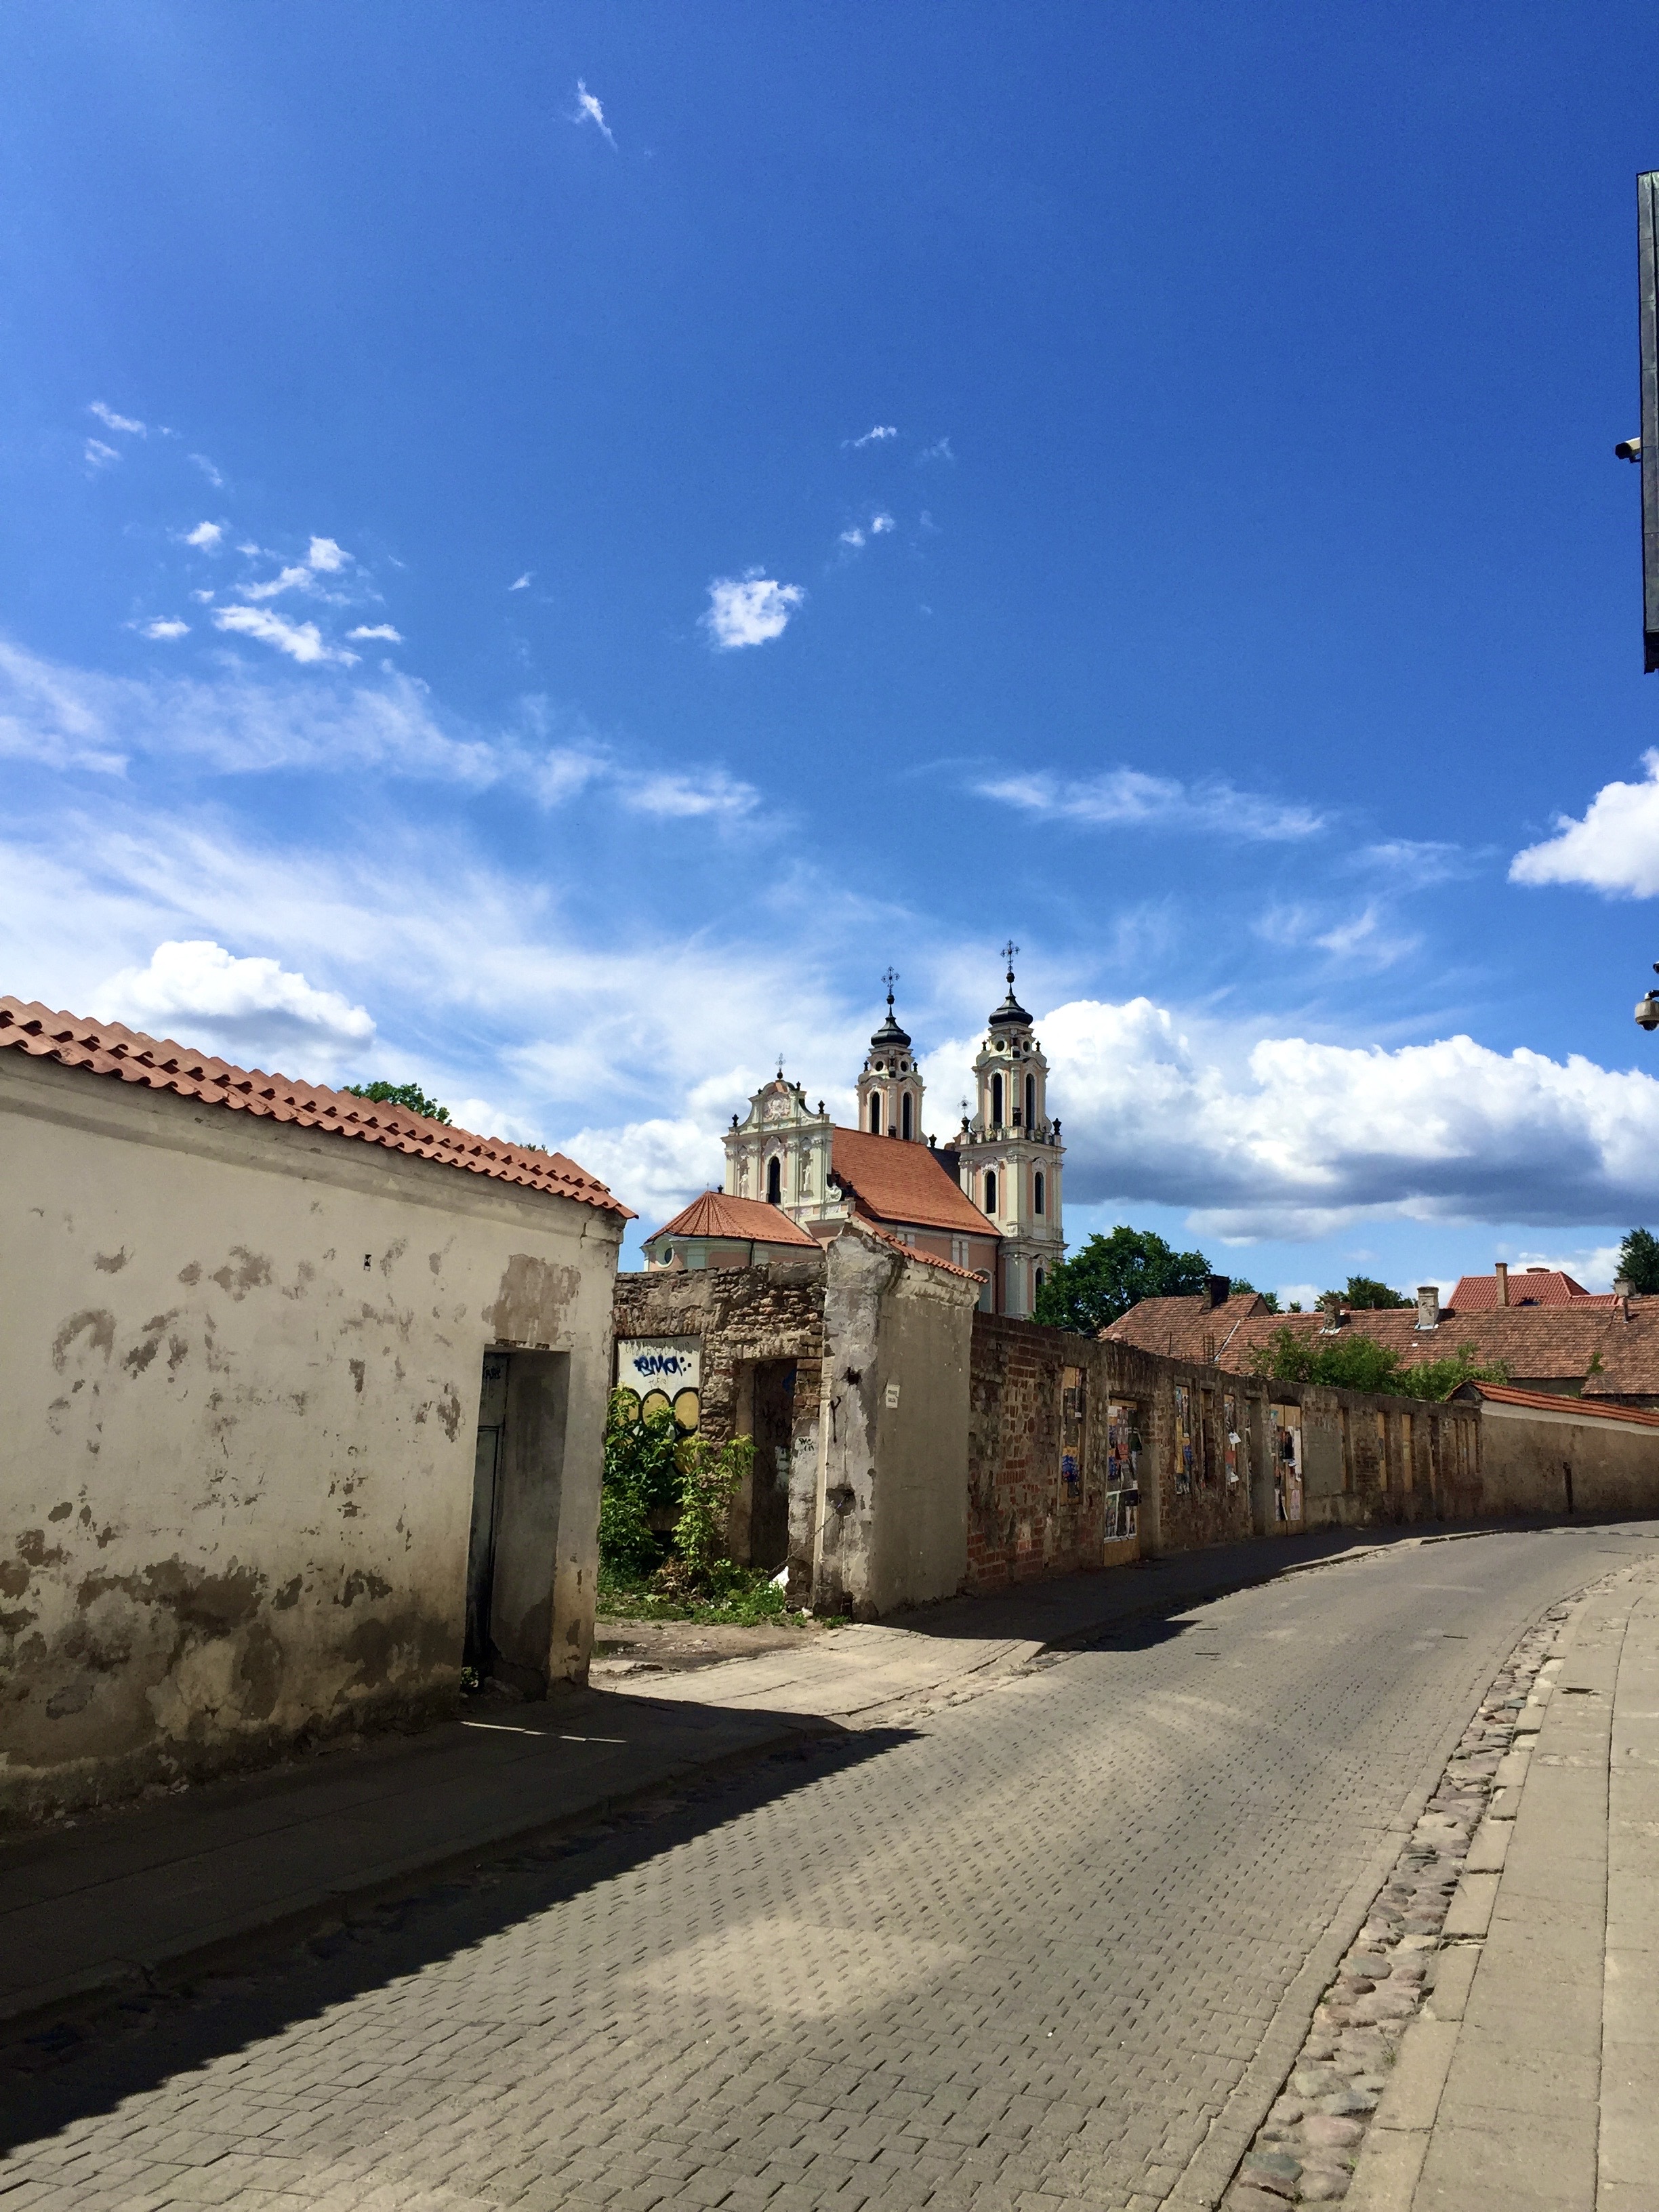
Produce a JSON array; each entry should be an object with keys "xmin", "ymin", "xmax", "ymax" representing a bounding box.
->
[
  {"xmin": 952, "ymin": 945, "xmax": 1065, "ymax": 1317},
  {"xmin": 855, "ymin": 970, "xmax": 926, "ymax": 1142}
]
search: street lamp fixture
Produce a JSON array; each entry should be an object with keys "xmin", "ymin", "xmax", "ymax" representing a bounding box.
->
[{"xmin": 1638, "ymin": 964, "xmax": 1659, "ymax": 1031}]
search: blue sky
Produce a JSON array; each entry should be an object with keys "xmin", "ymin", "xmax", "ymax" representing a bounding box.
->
[{"xmin": 7, "ymin": 2, "xmax": 1659, "ymax": 1294}]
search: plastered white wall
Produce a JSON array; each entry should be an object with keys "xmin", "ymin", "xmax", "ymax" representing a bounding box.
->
[{"xmin": 0, "ymin": 1053, "xmax": 620, "ymax": 1825}]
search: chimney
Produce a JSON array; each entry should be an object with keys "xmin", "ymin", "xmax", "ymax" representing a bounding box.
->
[
  {"xmin": 1616, "ymin": 1274, "xmax": 1634, "ymax": 1322},
  {"xmin": 1416, "ymin": 1284, "xmax": 1440, "ymax": 1332},
  {"xmin": 1495, "ymin": 1261, "xmax": 1509, "ymax": 1307},
  {"xmin": 1206, "ymin": 1274, "xmax": 1231, "ymax": 1310}
]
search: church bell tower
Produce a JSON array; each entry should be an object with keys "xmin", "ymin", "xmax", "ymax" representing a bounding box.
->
[
  {"xmin": 953, "ymin": 945, "xmax": 1065, "ymax": 1317},
  {"xmin": 855, "ymin": 970, "xmax": 926, "ymax": 1142}
]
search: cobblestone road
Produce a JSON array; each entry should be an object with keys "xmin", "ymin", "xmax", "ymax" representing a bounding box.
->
[{"xmin": 4, "ymin": 1527, "xmax": 1654, "ymax": 2212}]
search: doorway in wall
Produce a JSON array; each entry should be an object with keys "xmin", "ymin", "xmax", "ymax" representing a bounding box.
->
[
  {"xmin": 463, "ymin": 1348, "xmax": 571, "ymax": 1693},
  {"xmin": 748, "ymin": 1360, "xmax": 796, "ymax": 1570}
]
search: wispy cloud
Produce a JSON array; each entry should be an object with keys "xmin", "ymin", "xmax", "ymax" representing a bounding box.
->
[
  {"xmin": 918, "ymin": 435, "xmax": 955, "ymax": 464},
  {"xmin": 89, "ymin": 401, "xmax": 146, "ymax": 437},
  {"xmin": 183, "ymin": 521, "xmax": 224, "ymax": 550},
  {"xmin": 236, "ymin": 534, "xmax": 352, "ymax": 605},
  {"xmin": 838, "ymin": 510, "xmax": 897, "ymax": 555},
  {"xmin": 347, "ymin": 623, "xmax": 403, "ymax": 643},
  {"xmin": 839, "ymin": 527, "xmax": 866, "ymax": 550},
  {"xmin": 1511, "ymin": 751, "xmax": 1659, "ymax": 898},
  {"xmin": 573, "ymin": 79, "xmax": 616, "ymax": 148},
  {"xmin": 624, "ymin": 769, "xmax": 760, "ymax": 821},
  {"xmin": 871, "ymin": 512, "xmax": 895, "ymax": 535},
  {"xmin": 189, "ymin": 454, "xmax": 225, "ymax": 488},
  {"xmin": 509, "ymin": 572, "xmax": 533, "ymax": 592},
  {"xmin": 139, "ymin": 619, "xmax": 190, "ymax": 642},
  {"xmin": 847, "ymin": 425, "xmax": 897, "ymax": 449},
  {"xmin": 213, "ymin": 605, "xmax": 360, "ymax": 667},
  {"xmin": 975, "ymin": 767, "xmax": 1324, "ymax": 842},
  {"xmin": 702, "ymin": 571, "xmax": 805, "ymax": 651},
  {"xmin": 84, "ymin": 439, "xmax": 121, "ymax": 471}
]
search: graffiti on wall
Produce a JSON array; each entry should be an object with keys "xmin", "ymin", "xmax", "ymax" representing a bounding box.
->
[{"xmin": 615, "ymin": 1336, "xmax": 702, "ymax": 1431}]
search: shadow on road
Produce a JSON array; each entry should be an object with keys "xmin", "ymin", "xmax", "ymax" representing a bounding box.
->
[{"xmin": 0, "ymin": 1721, "xmax": 912, "ymax": 2154}]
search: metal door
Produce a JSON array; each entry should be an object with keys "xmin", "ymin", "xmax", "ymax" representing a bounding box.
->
[{"xmin": 464, "ymin": 1353, "xmax": 510, "ymax": 1678}]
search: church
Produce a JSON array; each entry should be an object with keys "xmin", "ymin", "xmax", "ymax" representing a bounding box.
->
[{"xmin": 647, "ymin": 954, "xmax": 1066, "ymax": 1317}]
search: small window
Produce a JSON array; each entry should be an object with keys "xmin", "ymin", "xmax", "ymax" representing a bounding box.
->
[
  {"xmin": 766, "ymin": 1157, "xmax": 781, "ymax": 1204},
  {"xmin": 984, "ymin": 1168, "xmax": 998, "ymax": 1216},
  {"xmin": 901, "ymin": 1091, "xmax": 914, "ymax": 1141},
  {"xmin": 869, "ymin": 1094, "xmax": 882, "ymax": 1134},
  {"xmin": 991, "ymin": 1072, "xmax": 1004, "ymax": 1126},
  {"xmin": 1026, "ymin": 1073, "xmax": 1036, "ymax": 1126},
  {"xmin": 1034, "ymin": 1265, "xmax": 1044, "ymax": 1298},
  {"xmin": 1034, "ymin": 1170, "xmax": 1045, "ymax": 1216}
]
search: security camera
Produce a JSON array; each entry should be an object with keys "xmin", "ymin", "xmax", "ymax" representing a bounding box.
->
[
  {"xmin": 1616, "ymin": 436, "xmax": 1643, "ymax": 461},
  {"xmin": 1637, "ymin": 989, "xmax": 1659, "ymax": 1032}
]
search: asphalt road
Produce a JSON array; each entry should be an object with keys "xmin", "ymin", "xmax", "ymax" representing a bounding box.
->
[{"xmin": 4, "ymin": 1524, "xmax": 1655, "ymax": 2212}]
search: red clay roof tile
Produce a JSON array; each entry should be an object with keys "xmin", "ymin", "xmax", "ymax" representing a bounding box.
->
[
  {"xmin": 0, "ymin": 996, "xmax": 631, "ymax": 1219},
  {"xmin": 1457, "ymin": 1380, "xmax": 1659, "ymax": 1427},
  {"xmin": 830, "ymin": 1127, "xmax": 997, "ymax": 1237},
  {"xmin": 649, "ymin": 1191, "xmax": 819, "ymax": 1246}
]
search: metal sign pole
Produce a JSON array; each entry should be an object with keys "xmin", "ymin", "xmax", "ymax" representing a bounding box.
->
[{"xmin": 1639, "ymin": 171, "xmax": 1659, "ymax": 671}]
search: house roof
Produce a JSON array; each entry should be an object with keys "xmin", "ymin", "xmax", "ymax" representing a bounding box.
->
[
  {"xmin": 1101, "ymin": 1292, "xmax": 1271, "ymax": 1364},
  {"xmin": 1448, "ymin": 1268, "xmax": 1615, "ymax": 1311},
  {"xmin": 0, "ymin": 996, "xmax": 631, "ymax": 1218},
  {"xmin": 830, "ymin": 1126, "xmax": 998, "ymax": 1237},
  {"xmin": 1107, "ymin": 1294, "xmax": 1659, "ymax": 1398},
  {"xmin": 647, "ymin": 1191, "xmax": 819, "ymax": 1247},
  {"xmin": 1454, "ymin": 1380, "xmax": 1659, "ymax": 1428},
  {"xmin": 860, "ymin": 1221, "xmax": 987, "ymax": 1284}
]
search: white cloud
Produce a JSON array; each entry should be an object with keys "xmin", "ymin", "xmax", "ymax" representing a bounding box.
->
[
  {"xmin": 190, "ymin": 454, "xmax": 225, "ymax": 487},
  {"xmin": 839, "ymin": 527, "xmax": 865, "ymax": 550},
  {"xmin": 213, "ymin": 605, "xmax": 359, "ymax": 666},
  {"xmin": 347, "ymin": 623, "xmax": 403, "ymax": 642},
  {"xmin": 306, "ymin": 535, "xmax": 348, "ymax": 573},
  {"xmin": 838, "ymin": 511, "xmax": 896, "ymax": 554},
  {"xmin": 702, "ymin": 571, "xmax": 805, "ymax": 650},
  {"xmin": 848, "ymin": 426, "xmax": 897, "ymax": 449},
  {"xmin": 1015, "ymin": 996, "xmax": 1659, "ymax": 1236},
  {"xmin": 140, "ymin": 619, "xmax": 190, "ymax": 642},
  {"xmin": 573, "ymin": 78, "xmax": 617, "ymax": 147},
  {"xmin": 918, "ymin": 435, "xmax": 955, "ymax": 464},
  {"xmin": 871, "ymin": 512, "xmax": 895, "ymax": 534},
  {"xmin": 98, "ymin": 939, "xmax": 375, "ymax": 1077},
  {"xmin": 84, "ymin": 439, "xmax": 121, "ymax": 470},
  {"xmin": 184, "ymin": 521, "xmax": 224, "ymax": 550},
  {"xmin": 555, "ymin": 1117, "xmax": 721, "ymax": 1225},
  {"xmin": 509, "ymin": 572, "xmax": 533, "ymax": 591},
  {"xmin": 1511, "ymin": 751, "xmax": 1659, "ymax": 897},
  {"xmin": 623, "ymin": 769, "xmax": 760, "ymax": 821},
  {"xmin": 88, "ymin": 401, "xmax": 146, "ymax": 436},
  {"xmin": 236, "ymin": 535, "xmax": 353, "ymax": 603},
  {"xmin": 190, "ymin": 589, "xmax": 216, "ymax": 604},
  {"xmin": 977, "ymin": 767, "xmax": 1323, "ymax": 842}
]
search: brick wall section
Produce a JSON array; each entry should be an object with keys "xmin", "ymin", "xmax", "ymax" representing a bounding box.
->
[
  {"xmin": 966, "ymin": 1315, "xmax": 1482, "ymax": 1591},
  {"xmin": 612, "ymin": 1263, "xmax": 825, "ymax": 1446}
]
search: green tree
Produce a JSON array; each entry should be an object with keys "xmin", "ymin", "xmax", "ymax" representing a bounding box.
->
[
  {"xmin": 344, "ymin": 1079, "xmax": 451, "ymax": 1124},
  {"xmin": 598, "ymin": 1392, "xmax": 682, "ymax": 1578},
  {"xmin": 1334, "ymin": 1275, "xmax": 1411, "ymax": 1309},
  {"xmin": 1227, "ymin": 1277, "xmax": 1281, "ymax": 1315},
  {"xmin": 1617, "ymin": 1227, "xmax": 1659, "ymax": 1294},
  {"xmin": 1034, "ymin": 1224, "xmax": 1212, "ymax": 1335}
]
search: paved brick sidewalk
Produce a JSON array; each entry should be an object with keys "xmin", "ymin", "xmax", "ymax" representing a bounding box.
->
[{"xmin": 3, "ymin": 1525, "xmax": 1654, "ymax": 2211}]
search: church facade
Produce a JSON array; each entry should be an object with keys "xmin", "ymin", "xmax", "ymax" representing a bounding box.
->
[{"xmin": 722, "ymin": 958, "xmax": 1065, "ymax": 1316}]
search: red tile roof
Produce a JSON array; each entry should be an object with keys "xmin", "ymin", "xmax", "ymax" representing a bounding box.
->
[
  {"xmin": 0, "ymin": 996, "xmax": 631, "ymax": 1218},
  {"xmin": 1448, "ymin": 1268, "xmax": 1614, "ymax": 1311},
  {"xmin": 1456, "ymin": 1380, "xmax": 1659, "ymax": 1427},
  {"xmin": 649, "ymin": 1191, "xmax": 819, "ymax": 1246},
  {"xmin": 1107, "ymin": 1294, "xmax": 1659, "ymax": 1399},
  {"xmin": 830, "ymin": 1128, "xmax": 997, "ymax": 1237}
]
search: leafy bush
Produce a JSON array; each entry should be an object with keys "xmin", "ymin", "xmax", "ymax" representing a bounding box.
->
[
  {"xmin": 598, "ymin": 1394, "xmax": 767, "ymax": 1616},
  {"xmin": 1246, "ymin": 1326, "xmax": 1508, "ymax": 1400},
  {"xmin": 344, "ymin": 1078, "xmax": 451, "ymax": 1124}
]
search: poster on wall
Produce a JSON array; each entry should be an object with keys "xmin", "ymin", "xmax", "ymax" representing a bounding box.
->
[
  {"xmin": 615, "ymin": 1337, "xmax": 702, "ymax": 1431},
  {"xmin": 1173, "ymin": 1385, "xmax": 1194, "ymax": 1494},
  {"xmin": 1105, "ymin": 1401, "xmax": 1139, "ymax": 1541},
  {"xmin": 1059, "ymin": 1366, "xmax": 1084, "ymax": 1498}
]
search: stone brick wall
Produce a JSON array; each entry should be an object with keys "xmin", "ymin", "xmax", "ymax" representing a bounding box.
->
[{"xmin": 612, "ymin": 1261, "xmax": 825, "ymax": 1447}]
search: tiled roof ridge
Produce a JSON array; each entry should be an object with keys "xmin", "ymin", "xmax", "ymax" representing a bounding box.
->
[
  {"xmin": 0, "ymin": 996, "xmax": 632, "ymax": 1218},
  {"xmin": 1460, "ymin": 1380, "xmax": 1659, "ymax": 1427},
  {"xmin": 830, "ymin": 1126, "xmax": 998, "ymax": 1237},
  {"xmin": 859, "ymin": 1221, "xmax": 987, "ymax": 1284}
]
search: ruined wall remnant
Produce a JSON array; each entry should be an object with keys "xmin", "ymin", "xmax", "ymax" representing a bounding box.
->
[{"xmin": 1, "ymin": 1048, "xmax": 623, "ymax": 1828}]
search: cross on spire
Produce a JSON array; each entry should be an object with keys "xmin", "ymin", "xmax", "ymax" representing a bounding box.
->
[
  {"xmin": 1000, "ymin": 940, "xmax": 1019, "ymax": 991},
  {"xmin": 882, "ymin": 965, "xmax": 899, "ymax": 1014}
]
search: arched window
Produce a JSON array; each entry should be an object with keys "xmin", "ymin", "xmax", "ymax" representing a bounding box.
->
[
  {"xmin": 901, "ymin": 1091, "xmax": 913, "ymax": 1141},
  {"xmin": 1034, "ymin": 1265, "xmax": 1044, "ymax": 1299},
  {"xmin": 1034, "ymin": 1170, "xmax": 1045, "ymax": 1216},
  {"xmin": 983, "ymin": 1168, "xmax": 998, "ymax": 1216},
  {"xmin": 766, "ymin": 1157, "xmax": 781, "ymax": 1205},
  {"xmin": 990, "ymin": 1072, "xmax": 1004, "ymax": 1126},
  {"xmin": 869, "ymin": 1093, "xmax": 882, "ymax": 1134},
  {"xmin": 1025, "ymin": 1073, "xmax": 1036, "ymax": 1128}
]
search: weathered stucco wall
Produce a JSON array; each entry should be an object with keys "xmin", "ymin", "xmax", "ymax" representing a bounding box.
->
[
  {"xmin": 1, "ymin": 1051, "xmax": 621, "ymax": 1826},
  {"xmin": 811, "ymin": 1231, "xmax": 977, "ymax": 1618},
  {"xmin": 1476, "ymin": 1399, "xmax": 1659, "ymax": 1517}
]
